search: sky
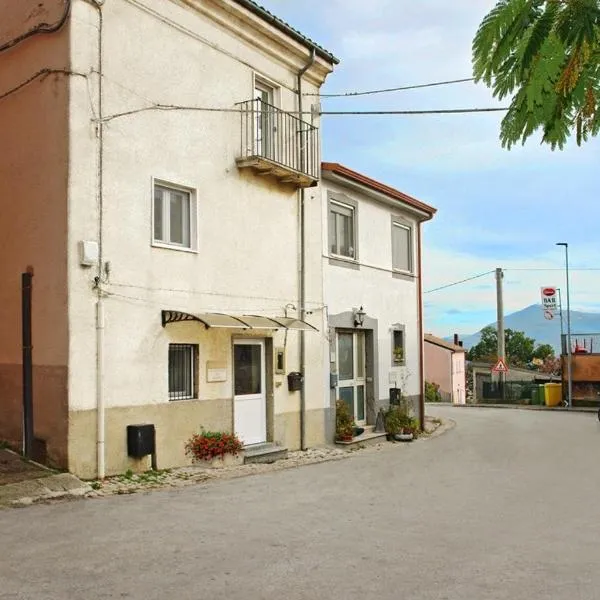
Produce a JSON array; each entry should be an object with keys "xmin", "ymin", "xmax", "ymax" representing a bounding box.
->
[{"xmin": 258, "ymin": 0, "xmax": 600, "ymax": 337}]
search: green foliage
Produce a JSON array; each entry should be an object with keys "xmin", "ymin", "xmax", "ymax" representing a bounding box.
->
[
  {"xmin": 473, "ymin": 0, "xmax": 600, "ymax": 148},
  {"xmin": 467, "ymin": 326, "xmax": 553, "ymax": 367},
  {"xmin": 335, "ymin": 400, "xmax": 356, "ymax": 440},
  {"xmin": 384, "ymin": 397, "xmax": 419, "ymax": 436},
  {"xmin": 425, "ymin": 381, "xmax": 443, "ymax": 402},
  {"xmin": 532, "ymin": 343, "xmax": 555, "ymax": 360}
]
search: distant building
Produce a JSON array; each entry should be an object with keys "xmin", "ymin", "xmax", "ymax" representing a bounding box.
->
[{"xmin": 424, "ymin": 334, "xmax": 466, "ymax": 404}]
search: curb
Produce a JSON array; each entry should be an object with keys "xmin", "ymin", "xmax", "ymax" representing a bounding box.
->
[
  {"xmin": 448, "ymin": 404, "xmax": 597, "ymax": 413},
  {"xmin": 0, "ymin": 473, "xmax": 91, "ymax": 508}
]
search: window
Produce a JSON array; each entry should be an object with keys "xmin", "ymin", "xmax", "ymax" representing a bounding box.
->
[
  {"xmin": 392, "ymin": 221, "xmax": 413, "ymax": 273},
  {"xmin": 329, "ymin": 201, "xmax": 356, "ymax": 259},
  {"xmin": 153, "ymin": 183, "xmax": 195, "ymax": 250},
  {"xmin": 168, "ymin": 344, "xmax": 198, "ymax": 400},
  {"xmin": 391, "ymin": 326, "xmax": 405, "ymax": 366}
]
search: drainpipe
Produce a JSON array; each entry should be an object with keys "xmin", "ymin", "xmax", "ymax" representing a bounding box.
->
[
  {"xmin": 417, "ymin": 222, "xmax": 425, "ymax": 431},
  {"xmin": 89, "ymin": 0, "xmax": 105, "ymax": 478},
  {"xmin": 297, "ymin": 49, "xmax": 316, "ymax": 451}
]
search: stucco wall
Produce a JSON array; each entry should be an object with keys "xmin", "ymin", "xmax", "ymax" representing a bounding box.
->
[
  {"xmin": 0, "ymin": 0, "xmax": 70, "ymax": 466},
  {"xmin": 424, "ymin": 342, "xmax": 452, "ymax": 395},
  {"xmin": 321, "ymin": 177, "xmax": 423, "ymax": 418},
  {"xmin": 451, "ymin": 352, "xmax": 466, "ymax": 404},
  {"xmin": 65, "ymin": 0, "xmax": 334, "ymax": 473}
]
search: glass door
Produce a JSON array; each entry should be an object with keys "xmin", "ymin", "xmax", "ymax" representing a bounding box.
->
[
  {"xmin": 254, "ymin": 82, "xmax": 274, "ymax": 160},
  {"xmin": 337, "ymin": 331, "xmax": 366, "ymax": 425}
]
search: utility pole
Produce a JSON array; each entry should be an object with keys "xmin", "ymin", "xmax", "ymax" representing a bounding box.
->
[
  {"xmin": 556, "ymin": 243, "xmax": 573, "ymax": 408},
  {"xmin": 496, "ymin": 268, "xmax": 505, "ymax": 399}
]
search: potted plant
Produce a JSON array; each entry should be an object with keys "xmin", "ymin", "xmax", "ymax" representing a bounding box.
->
[
  {"xmin": 393, "ymin": 346, "xmax": 404, "ymax": 365},
  {"xmin": 185, "ymin": 428, "xmax": 244, "ymax": 468},
  {"xmin": 335, "ymin": 400, "xmax": 355, "ymax": 441},
  {"xmin": 384, "ymin": 405, "xmax": 417, "ymax": 442}
]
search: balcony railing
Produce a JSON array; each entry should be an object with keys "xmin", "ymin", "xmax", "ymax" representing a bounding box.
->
[{"xmin": 236, "ymin": 98, "xmax": 319, "ymax": 188}]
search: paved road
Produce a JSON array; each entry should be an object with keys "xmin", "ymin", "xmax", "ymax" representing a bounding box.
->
[{"xmin": 2, "ymin": 407, "xmax": 600, "ymax": 600}]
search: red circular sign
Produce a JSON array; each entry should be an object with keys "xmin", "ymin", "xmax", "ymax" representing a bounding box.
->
[{"xmin": 542, "ymin": 288, "xmax": 556, "ymax": 297}]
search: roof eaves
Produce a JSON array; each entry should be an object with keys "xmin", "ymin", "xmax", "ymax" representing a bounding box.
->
[
  {"xmin": 232, "ymin": 0, "xmax": 339, "ymax": 65},
  {"xmin": 322, "ymin": 162, "xmax": 437, "ymax": 218},
  {"xmin": 424, "ymin": 334, "xmax": 465, "ymax": 353}
]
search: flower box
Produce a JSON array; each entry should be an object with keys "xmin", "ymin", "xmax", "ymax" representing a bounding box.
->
[{"xmin": 192, "ymin": 452, "xmax": 245, "ymax": 469}]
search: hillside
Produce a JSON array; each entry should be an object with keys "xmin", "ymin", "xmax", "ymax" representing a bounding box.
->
[{"xmin": 457, "ymin": 304, "xmax": 600, "ymax": 352}]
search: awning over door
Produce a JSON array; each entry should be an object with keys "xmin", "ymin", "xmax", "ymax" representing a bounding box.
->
[{"xmin": 161, "ymin": 310, "xmax": 318, "ymax": 331}]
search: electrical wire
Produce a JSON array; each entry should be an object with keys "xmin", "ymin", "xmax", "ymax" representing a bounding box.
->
[
  {"xmin": 305, "ymin": 77, "xmax": 476, "ymax": 98},
  {"xmin": 321, "ymin": 107, "xmax": 508, "ymax": 116},
  {"xmin": 0, "ymin": 68, "xmax": 87, "ymax": 103},
  {"xmin": 505, "ymin": 268, "xmax": 600, "ymax": 272},
  {"xmin": 108, "ymin": 281, "xmax": 325, "ymax": 308},
  {"xmin": 0, "ymin": 0, "xmax": 71, "ymax": 54},
  {"xmin": 424, "ymin": 271, "xmax": 495, "ymax": 294}
]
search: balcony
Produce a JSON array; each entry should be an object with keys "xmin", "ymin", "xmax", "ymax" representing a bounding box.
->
[{"xmin": 236, "ymin": 98, "xmax": 319, "ymax": 188}]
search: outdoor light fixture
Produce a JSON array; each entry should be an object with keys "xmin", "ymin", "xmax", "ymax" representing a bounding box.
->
[{"xmin": 354, "ymin": 306, "xmax": 366, "ymax": 328}]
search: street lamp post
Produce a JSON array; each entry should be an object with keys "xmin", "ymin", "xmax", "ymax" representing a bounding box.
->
[{"xmin": 556, "ymin": 243, "xmax": 572, "ymax": 408}]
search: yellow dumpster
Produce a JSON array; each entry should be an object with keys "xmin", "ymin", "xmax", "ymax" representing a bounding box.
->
[{"xmin": 544, "ymin": 383, "xmax": 563, "ymax": 407}]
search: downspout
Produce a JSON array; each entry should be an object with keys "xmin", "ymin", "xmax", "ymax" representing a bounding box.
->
[
  {"xmin": 89, "ymin": 0, "xmax": 105, "ymax": 478},
  {"xmin": 297, "ymin": 49, "xmax": 316, "ymax": 451},
  {"xmin": 417, "ymin": 221, "xmax": 425, "ymax": 431}
]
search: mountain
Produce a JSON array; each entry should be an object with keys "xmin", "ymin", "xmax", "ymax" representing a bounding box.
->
[{"xmin": 456, "ymin": 304, "xmax": 600, "ymax": 353}]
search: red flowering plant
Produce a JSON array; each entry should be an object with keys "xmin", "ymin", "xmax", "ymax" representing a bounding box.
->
[{"xmin": 185, "ymin": 429, "xmax": 243, "ymax": 462}]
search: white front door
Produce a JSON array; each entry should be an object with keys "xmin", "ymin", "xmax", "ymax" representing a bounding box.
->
[
  {"xmin": 234, "ymin": 339, "xmax": 266, "ymax": 446},
  {"xmin": 337, "ymin": 330, "xmax": 367, "ymax": 425}
]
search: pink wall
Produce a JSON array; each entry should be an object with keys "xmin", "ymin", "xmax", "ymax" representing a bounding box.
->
[
  {"xmin": 424, "ymin": 342, "xmax": 452, "ymax": 395},
  {"xmin": 0, "ymin": 0, "xmax": 70, "ymax": 465}
]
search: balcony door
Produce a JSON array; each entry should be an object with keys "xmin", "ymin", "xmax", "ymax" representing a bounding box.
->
[
  {"xmin": 254, "ymin": 82, "xmax": 274, "ymax": 160},
  {"xmin": 337, "ymin": 331, "xmax": 366, "ymax": 425}
]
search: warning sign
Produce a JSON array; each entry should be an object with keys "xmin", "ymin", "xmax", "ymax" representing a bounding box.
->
[{"xmin": 491, "ymin": 358, "xmax": 509, "ymax": 373}]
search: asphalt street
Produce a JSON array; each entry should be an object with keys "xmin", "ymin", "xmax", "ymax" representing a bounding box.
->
[{"xmin": 1, "ymin": 406, "xmax": 600, "ymax": 600}]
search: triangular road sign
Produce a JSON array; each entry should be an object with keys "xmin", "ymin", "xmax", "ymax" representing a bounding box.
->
[{"xmin": 492, "ymin": 358, "xmax": 509, "ymax": 373}]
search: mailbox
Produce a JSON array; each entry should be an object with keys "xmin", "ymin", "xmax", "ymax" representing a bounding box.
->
[
  {"xmin": 287, "ymin": 372, "xmax": 303, "ymax": 392},
  {"xmin": 127, "ymin": 424, "xmax": 156, "ymax": 458}
]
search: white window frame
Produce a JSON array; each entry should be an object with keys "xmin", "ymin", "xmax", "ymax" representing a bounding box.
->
[
  {"xmin": 152, "ymin": 179, "xmax": 197, "ymax": 252},
  {"xmin": 391, "ymin": 220, "xmax": 413, "ymax": 274},
  {"xmin": 168, "ymin": 343, "xmax": 198, "ymax": 401},
  {"xmin": 329, "ymin": 200, "xmax": 357, "ymax": 261}
]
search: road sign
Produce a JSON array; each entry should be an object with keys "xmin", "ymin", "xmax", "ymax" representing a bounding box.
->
[
  {"xmin": 491, "ymin": 358, "xmax": 509, "ymax": 373},
  {"xmin": 541, "ymin": 287, "xmax": 558, "ymax": 316}
]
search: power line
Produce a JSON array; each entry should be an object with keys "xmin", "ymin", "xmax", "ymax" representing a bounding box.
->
[
  {"xmin": 505, "ymin": 268, "xmax": 600, "ymax": 272},
  {"xmin": 321, "ymin": 107, "xmax": 508, "ymax": 116},
  {"xmin": 306, "ymin": 77, "xmax": 476, "ymax": 98},
  {"xmin": 424, "ymin": 271, "xmax": 495, "ymax": 294},
  {"xmin": 0, "ymin": 0, "xmax": 70, "ymax": 54},
  {"xmin": 0, "ymin": 68, "xmax": 87, "ymax": 103}
]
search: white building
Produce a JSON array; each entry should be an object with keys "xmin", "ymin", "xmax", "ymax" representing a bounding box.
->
[
  {"xmin": 0, "ymin": 0, "xmax": 337, "ymax": 477},
  {"xmin": 321, "ymin": 163, "xmax": 436, "ymax": 431}
]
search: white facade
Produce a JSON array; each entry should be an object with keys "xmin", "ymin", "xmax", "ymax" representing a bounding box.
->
[
  {"xmin": 321, "ymin": 164, "xmax": 435, "ymax": 429},
  {"xmin": 0, "ymin": 0, "xmax": 337, "ymax": 477}
]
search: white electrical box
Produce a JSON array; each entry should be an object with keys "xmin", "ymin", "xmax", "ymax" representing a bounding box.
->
[{"xmin": 79, "ymin": 241, "xmax": 99, "ymax": 267}]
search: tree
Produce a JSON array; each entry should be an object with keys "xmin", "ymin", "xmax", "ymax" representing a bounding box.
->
[
  {"xmin": 473, "ymin": 0, "xmax": 600, "ymax": 149},
  {"xmin": 467, "ymin": 326, "xmax": 552, "ymax": 367},
  {"xmin": 532, "ymin": 343, "xmax": 555, "ymax": 360}
]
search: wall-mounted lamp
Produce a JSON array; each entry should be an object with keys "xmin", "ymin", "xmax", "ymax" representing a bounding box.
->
[{"xmin": 354, "ymin": 306, "xmax": 366, "ymax": 328}]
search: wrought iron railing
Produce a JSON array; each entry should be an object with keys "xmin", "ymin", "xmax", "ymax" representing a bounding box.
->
[{"xmin": 237, "ymin": 98, "xmax": 319, "ymax": 181}]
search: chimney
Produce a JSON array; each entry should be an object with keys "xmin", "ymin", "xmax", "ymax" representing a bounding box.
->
[{"xmin": 453, "ymin": 333, "xmax": 459, "ymax": 345}]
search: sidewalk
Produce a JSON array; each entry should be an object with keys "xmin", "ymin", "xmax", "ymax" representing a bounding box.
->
[{"xmin": 0, "ymin": 448, "xmax": 90, "ymax": 508}]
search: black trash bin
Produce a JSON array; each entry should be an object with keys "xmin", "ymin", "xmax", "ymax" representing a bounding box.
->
[{"xmin": 287, "ymin": 372, "xmax": 303, "ymax": 392}]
